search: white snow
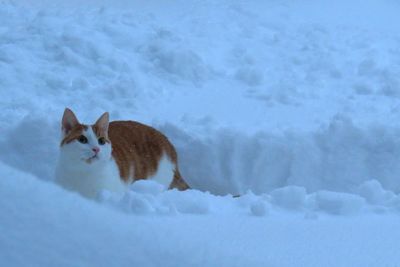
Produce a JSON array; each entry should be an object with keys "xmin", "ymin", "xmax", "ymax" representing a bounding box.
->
[
  {"xmin": 271, "ymin": 186, "xmax": 307, "ymax": 210},
  {"xmin": 2, "ymin": 163, "xmax": 400, "ymax": 267},
  {"xmin": 2, "ymin": 0, "xmax": 400, "ymax": 266}
]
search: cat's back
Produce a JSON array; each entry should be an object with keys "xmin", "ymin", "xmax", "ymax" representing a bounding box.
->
[{"xmin": 109, "ymin": 120, "xmax": 177, "ymax": 181}]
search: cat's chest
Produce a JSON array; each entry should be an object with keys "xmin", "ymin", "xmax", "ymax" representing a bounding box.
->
[{"xmin": 55, "ymin": 158, "xmax": 125, "ymax": 198}]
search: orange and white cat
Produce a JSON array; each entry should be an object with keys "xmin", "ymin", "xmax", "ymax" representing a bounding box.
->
[{"xmin": 55, "ymin": 108, "xmax": 189, "ymax": 198}]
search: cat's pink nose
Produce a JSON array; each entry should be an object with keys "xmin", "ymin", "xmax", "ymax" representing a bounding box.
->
[{"xmin": 92, "ymin": 147, "xmax": 100, "ymax": 154}]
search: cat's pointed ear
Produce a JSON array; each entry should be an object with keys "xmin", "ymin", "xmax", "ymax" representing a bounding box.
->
[
  {"xmin": 95, "ymin": 112, "xmax": 109, "ymax": 133},
  {"xmin": 62, "ymin": 108, "xmax": 80, "ymax": 135}
]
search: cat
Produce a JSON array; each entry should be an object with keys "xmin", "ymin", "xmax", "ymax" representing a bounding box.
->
[{"xmin": 55, "ymin": 108, "xmax": 189, "ymax": 199}]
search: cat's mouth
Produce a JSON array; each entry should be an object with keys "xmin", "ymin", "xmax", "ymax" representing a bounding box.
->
[{"xmin": 85, "ymin": 154, "xmax": 99, "ymax": 164}]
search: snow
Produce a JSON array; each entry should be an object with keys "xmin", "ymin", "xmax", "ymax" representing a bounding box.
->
[
  {"xmin": 2, "ymin": 162, "xmax": 400, "ymax": 267},
  {"xmin": 271, "ymin": 186, "xmax": 307, "ymax": 210},
  {"xmin": 0, "ymin": 164, "xmax": 400, "ymax": 266},
  {"xmin": 2, "ymin": 0, "xmax": 400, "ymax": 266},
  {"xmin": 358, "ymin": 179, "xmax": 397, "ymax": 206}
]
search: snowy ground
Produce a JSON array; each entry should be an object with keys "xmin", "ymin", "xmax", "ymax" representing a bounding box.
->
[{"xmin": 1, "ymin": 0, "xmax": 400, "ymax": 266}]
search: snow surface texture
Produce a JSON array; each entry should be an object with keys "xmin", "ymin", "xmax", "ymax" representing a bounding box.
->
[{"xmin": 2, "ymin": 0, "xmax": 400, "ymax": 266}]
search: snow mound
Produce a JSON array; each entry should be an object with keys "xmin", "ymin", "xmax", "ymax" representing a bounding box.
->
[
  {"xmin": 357, "ymin": 180, "xmax": 396, "ymax": 206},
  {"xmin": 270, "ymin": 186, "xmax": 307, "ymax": 210},
  {"xmin": 101, "ymin": 181, "xmax": 211, "ymax": 215},
  {"xmin": 314, "ymin": 191, "xmax": 366, "ymax": 215}
]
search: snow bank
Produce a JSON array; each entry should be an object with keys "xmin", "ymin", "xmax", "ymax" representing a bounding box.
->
[
  {"xmin": 3, "ymin": 112, "xmax": 400, "ymax": 198},
  {"xmin": 162, "ymin": 116, "xmax": 400, "ymax": 195},
  {"xmin": 2, "ymin": 161, "xmax": 400, "ymax": 267},
  {"xmin": 0, "ymin": 162, "xmax": 253, "ymax": 267},
  {"xmin": 313, "ymin": 191, "xmax": 365, "ymax": 215},
  {"xmin": 109, "ymin": 184, "xmax": 400, "ymax": 217}
]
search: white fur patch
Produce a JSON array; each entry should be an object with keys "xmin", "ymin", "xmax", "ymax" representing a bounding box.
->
[{"xmin": 147, "ymin": 154, "xmax": 175, "ymax": 189}]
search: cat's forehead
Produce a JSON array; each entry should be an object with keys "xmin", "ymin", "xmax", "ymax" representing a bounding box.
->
[
  {"xmin": 75, "ymin": 124, "xmax": 104, "ymax": 133},
  {"xmin": 83, "ymin": 124, "xmax": 107, "ymax": 137}
]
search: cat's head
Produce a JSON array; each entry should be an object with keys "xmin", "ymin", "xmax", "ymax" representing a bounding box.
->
[{"xmin": 59, "ymin": 108, "xmax": 112, "ymax": 164}]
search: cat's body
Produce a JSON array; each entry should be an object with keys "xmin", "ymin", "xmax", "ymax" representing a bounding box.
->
[{"xmin": 55, "ymin": 108, "xmax": 189, "ymax": 199}]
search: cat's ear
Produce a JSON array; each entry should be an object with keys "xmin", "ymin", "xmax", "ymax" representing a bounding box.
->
[
  {"xmin": 95, "ymin": 112, "xmax": 109, "ymax": 133},
  {"xmin": 62, "ymin": 108, "xmax": 80, "ymax": 135}
]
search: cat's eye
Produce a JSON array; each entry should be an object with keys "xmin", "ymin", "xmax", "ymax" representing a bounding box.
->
[
  {"xmin": 78, "ymin": 135, "xmax": 88, "ymax": 144},
  {"xmin": 98, "ymin": 137, "xmax": 106, "ymax": 145}
]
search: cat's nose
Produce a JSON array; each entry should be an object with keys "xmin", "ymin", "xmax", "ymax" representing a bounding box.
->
[{"xmin": 92, "ymin": 147, "xmax": 100, "ymax": 154}]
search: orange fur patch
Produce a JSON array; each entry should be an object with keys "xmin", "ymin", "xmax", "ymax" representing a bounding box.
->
[
  {"xmin": 108, "ymin": 121, "xmax": 189, "ymax": 190},
  {"xmin": 61, "ymin": 124, "xmax": 88, "ymax": 146}
]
